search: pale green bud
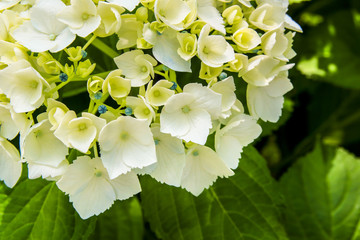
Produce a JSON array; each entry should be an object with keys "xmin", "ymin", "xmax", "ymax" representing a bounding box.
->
[
  {"xmin": 222, "ymin": 5, "xmax": 243, "ymax": 25},
  {"xmin": 136, "ymin": 7, "xmax": 148, "ymax": 22},
  {"xmin": 199, "ymin": 62, "xmax": 223, "ymax": 81},
  {"xmin": 36, "ymin": 52, "xmax": 60, "ymax": 75},
  {"xmin": 65, "ymin": 46, "xmax": 83, "ymax": 62},
  {"xmin": 76, "ymin": 60, "xmax": 96, "ymax": 78},
  {"xmin": 177, "ymin": 32, "xmax": 197, "ymax": 61},
  {"xmin": 87, "ymin": 76, "xmax": 104, "ymax": 99}
]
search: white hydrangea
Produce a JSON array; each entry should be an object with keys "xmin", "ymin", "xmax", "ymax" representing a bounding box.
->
[
  {"xmin": 57, "ymin": 156, "xmax": 141, "ymax": 219},
  {"xmin": 99, "ymin": 116, "xmax": 157, "ymax": 179},
  {"xmin": 160, "ymin": 83, "xmax": 222, "ymax": 145}
]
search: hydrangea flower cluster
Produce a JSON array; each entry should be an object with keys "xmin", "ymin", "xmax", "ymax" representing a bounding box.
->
[{"xmin": 0, "ymin": 0, "xmax": 301, "ymax": 219}]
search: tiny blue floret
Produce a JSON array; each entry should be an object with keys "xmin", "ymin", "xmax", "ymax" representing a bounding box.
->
[
  {"xmin": 59, "ymin": 72, "xmax": 68, "ymax": 82},
  {"xmin": 94, "ymin": 92, "xmax": 102, "ymax": 100},
  {"xmin": 81, "ymin": 50, "xmax": 87, "ymax": 58},
  {"xmin": 219, "ymin": 72, "xmax": 228, "ymax": 80},
  {"xmin": 125, "ymin": 107, "xmax": 133, "ymax": 116},
  {"xmin": 170, "ymin": 82, "xmax": 177, "ymax": 90},
  {"xmin": 98, "ymin": 105, "xmax": 107, "ymax": 114}
]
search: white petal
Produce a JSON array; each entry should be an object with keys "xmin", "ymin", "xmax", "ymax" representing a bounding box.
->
[
  {"xmin": 153, "ymin": 28, "xmax": 191, "ymax": 72},
  {"xmin": 285, "ymin": 14, "xmax": 303, "ymax": 33},
  {"xmin": 181, "ymin": 145, "xmax": 233, "ymax": 196},
  {"xmin": 71, "ymin": 176, "xmax": 116, "ymax": 219},
  {"xmin": 0, "ymin": 137, "xmax": 21, "ymax": 188},
  {"xmin": 108, "ymin": 0, "xmax": 140, "ymax": 11},
  {"xmin": 197, "ymin": 0, "xmax": 225, "ymax": 34},
  {"xmin": 12, "ymin": 21, "xmax": 56, "ymax": 52},
  {"xmin": 110, "ymin": 171, "xmax": 141, "ymax": 200},
  {"xmin": 70, "ymin": 16, "xmax": 101, "ymax": 38},
  {"xmin": 150, "ymin": 126, "xmax": 185, "ymax": 187},
  {"xmin": 30, "ymin": 0, "xmax": 67, "ymax": 34},
  {"xmin": 184, "ymin": 83, "xmax": 222, "ymax": 118},
  {"xmin": 50, "ymin": 28, "xmax": 76, "ymax": 52},
  {"xmin": 264, "ymin": 76, "xmax": 293, "ymax": 97},
  {"xmin": 215, "ymin": 135, "xmax": 243, "ymax": 169},
  {"xmin": 100, "ymin": 148, "xmax": 132, "ymax": 178},
  {"xmin": 56, "ymin": 156, "xmax": 96, "ymax": 195},
  {"xmin": 247, "ymin": 85, "xmax": 284, "ymax": 122},
  {"xmin": 181, "ymin": 109, "xmax": 212, "ymax": 145},
  {"xmin": 22, "ymin": 120, "xmax": 68, "ymax": 167},
  {"xmin": 28, "ymin": 160, "xmax": 68, "ymax": 180}
]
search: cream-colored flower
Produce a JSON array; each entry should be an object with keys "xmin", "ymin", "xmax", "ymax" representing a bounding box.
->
[
  {"xmin": 247, "ymin": 71, "xmax": 293, "ymax": 122},
  {"xmin": 145, "ymin": 80, "xmax": 174, "ymax": 107},
  {"xmin": 57, "ymin": 156, "xmax": 141, "ymax": 219},
  {"xmin": 99, "ymin": 116, "xmax": 157, "ymax": 179},
  {"xmin": 215, "ymin": 114, "xmax": 261, "ymax": 169},
  {"xmin": 0, "ymin": 102, "xmax": 30, "ymax": 140},
  {"xmin": 177, "ymin": 32, "xmax": 197, "ymax": 61},
  {"xmin": 126, "ymin": 96, "xmax": 155, "ymax": 125},
  {"xmin": 261, "ymin": 27, "xmax": 296, "ymax": 61},
  {"xmin": 116, "ymin": 14, "xmax": 142, "ymax": 50},
  {"xmin": 57, "ymin": 0, "xmax": 101, "ymax": 38},
  {"xmin": 12, "ymin": 0, "xmax": 76, "ymax": 52},
  {"xmin": 249, "ymin": 2, "xmax": 287, "ymax": 31},
  {"xmin": 242, "ymin": 55, "xmax": 294, "ymax": 86},
  {"xmin": 22, "ymin": 120, "xmax": 68, "ymax": 167},
  {"xmin": 102, "ymin": 69, "xmax": 131, "ymax": 102},
  {"xmin": 181, "ymin": 144, "xmax": 233, "ymax": 196},
  {"xmin": 94, "ymin": 2, "xmax": 124, "ymax": 37},
  {"xmin": 54, "ymin": 111, "xmax": 106, "ymax": 153},
  {"xmin": 232, "ymin": 27, "xmax": 261, "ymax": 51},
  {"xmin": 154, "ymin": 0, "xmax": 191, "ymax": 31},
  {"xmin": 114, "ymin": 50, "xmax": 157, "ymax": 87},
  {"xmin": 0, "ymin": 59, "xmax": 50, "ymax": 113},
  {"xmin": 198, "ymin": 24, "xmax": 235, "ymax": 68},
  {"xmin": 0, "ymin": 136, "xmax": 22, "ymax": 188},
  {"xmin": 160, "ymin": 83, "xmax": 222, "ymax": 145}
]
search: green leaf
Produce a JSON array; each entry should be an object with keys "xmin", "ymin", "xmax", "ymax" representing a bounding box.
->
[
  {"xmin": 280, "ymin": 143, "xmax": 360, "ymax": 240},
  {"xmin": 141, "ymin": 146, "xmax": 288, "ymax": 240},
  {"xmin": 0, "ymin": 179, "xmax": 96, "ymax": 240},
  {"xmin": 89, "ymin": 197, "xmax": 144, "ymax": 240}
]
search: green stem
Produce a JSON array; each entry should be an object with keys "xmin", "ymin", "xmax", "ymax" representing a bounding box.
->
[
  {"xmin": 90, "ymin": 38, "xmax": 119, "ymax": 59},
  {"xmin": 154, "ymin": 70, "xmax": 169, "ymax": 80},
  {"xmin": 83, "ymin": 35, "xmax": 97, "ymax": 51}
]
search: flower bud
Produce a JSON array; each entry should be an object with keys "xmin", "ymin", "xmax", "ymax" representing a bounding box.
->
[
  {"xmin": 87, "ymin": 76, "xmax": 104, "ymax": 99},
  {"xmin": 76, "ymin": 60, "xmax": 96, "ymax": 78},
  {"xmin": 199, "ymin": 62, "xmax": 223, "ymax": 81},
  {"xmin": 222, "ymin": 5, "xmax": 243, "ymax": 25},
  {"xmin": 177, "ymin": 32, "xmax": 197, "ymax": 61},
  {"xmin": 65, "ymin": 46, "xmax": 83, "ymax": 62}
]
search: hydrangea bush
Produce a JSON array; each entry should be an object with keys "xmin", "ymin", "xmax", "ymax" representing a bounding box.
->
[{"xmin": 0, "ymin": 0, "xmax": 302, "ymax": 220}]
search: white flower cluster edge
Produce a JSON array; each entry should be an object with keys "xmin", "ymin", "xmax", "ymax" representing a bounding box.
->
[{"xmin": 0, "ymin": 0, "xmax": 301, "ymax": 219}]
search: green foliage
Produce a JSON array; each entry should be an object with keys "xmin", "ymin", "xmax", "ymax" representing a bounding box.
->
[
  {"xmin": 140, "ymin": 146, "xmax": 288, "ymax": 240},
  {"xmin": 280, "ymin": 143, "xmax": 360, "ymax": 240},
  {"xmin": 296, "ymin": 9, "xmax": 360, "ymax": 89},
  {"xmin": 89, "ymin": 198, "xmax": 143, "ymax": 240},
  {"xmin": 0, "ymin": 179, "xmax": 95, "ymax": 240}
]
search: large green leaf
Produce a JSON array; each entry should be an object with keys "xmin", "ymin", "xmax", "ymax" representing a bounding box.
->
[
  {"xmin": 89, "ymin": 197, "xmax": 144, "ymax": 240},
  {"xmin": 0, "ymin": 179, "xmax": 96, "ymax": 240},
  {"xmin": 280, "ymin": 143, "xmax": 360, "ymax": 240},
  {"xmin": 141, "ymin": 146, "xmax": 288, "ymax": 240}
]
